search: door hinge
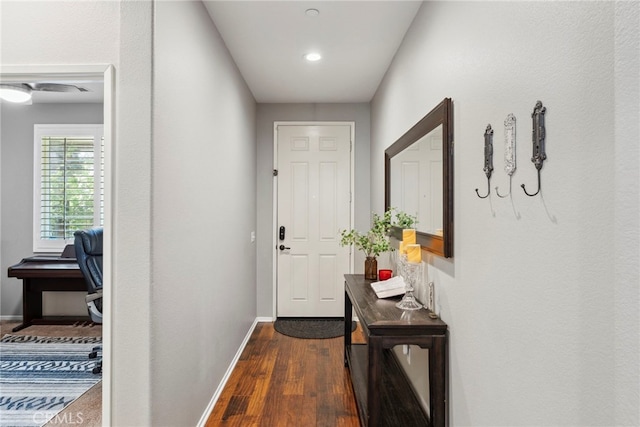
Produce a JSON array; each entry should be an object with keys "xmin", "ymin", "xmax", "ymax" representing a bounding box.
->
[{"xmin": 273, "ymin": 169, "xmax": 278, "ymax": 177}]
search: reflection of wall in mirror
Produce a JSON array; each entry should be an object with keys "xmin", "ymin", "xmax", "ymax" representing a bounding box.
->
[{"xmin": 390, "ymin": 125, "xmax": 443, "ymax": 233}]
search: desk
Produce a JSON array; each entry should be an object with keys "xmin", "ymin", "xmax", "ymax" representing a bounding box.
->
[
  {"xmin": 344, "ymin": 274, "xmax": 448, "ymax": 427},
  {"xmin": 8, "ymin": 257, "xmax": 88, "ymax": 332}
]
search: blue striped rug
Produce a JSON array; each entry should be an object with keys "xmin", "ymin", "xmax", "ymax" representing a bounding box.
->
[{"xmin": 0, "ymin": 335, "xmax": 102, "ymax": 427}]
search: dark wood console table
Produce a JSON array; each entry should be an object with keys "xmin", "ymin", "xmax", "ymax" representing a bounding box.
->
[
  {"xmin": 8, "ymin": 257, "xmax": 88, "ymax": 332},
  {"xmin": 344, "ymin": 274, "xmax": 448, "ymax": 427}
]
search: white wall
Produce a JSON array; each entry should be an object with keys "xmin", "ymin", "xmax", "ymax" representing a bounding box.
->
[
  {"xmin": 1, "ymin": 103, "xmax": 103, "ymax": 317},
  {"xmin": 255, "ymin": 103, "xmax": 370, "ymax": 317},
  {"xmin": 371, "ymin": 1, "xmax": 639, "ymax": 425},
  {"xmin": 152, "ymin": 2, "xmax": 257, "ymax": 425},
  {"xmin": 613, "ymin": 2, "xmax": 640, "ymax": 423}
]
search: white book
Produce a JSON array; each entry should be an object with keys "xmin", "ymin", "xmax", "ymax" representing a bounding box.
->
[{"xmin": 370, "ymin": 276, "xmax": 406, "ymax": 299}]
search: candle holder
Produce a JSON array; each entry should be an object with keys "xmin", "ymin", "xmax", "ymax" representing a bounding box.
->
[
  {"xmin": 378, "ymin": 269, "xmax": 393, "ymax": 281},
  {"xmin": 396, "ymin": 254, "xmax": 423, "ymax": 311}
]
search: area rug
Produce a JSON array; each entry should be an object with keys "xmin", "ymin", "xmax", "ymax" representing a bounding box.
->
[
  {"xmin": 274, "ymin": 318, "xmax": 356, "ymax": 339},
  {"xmin": 0, "ymin": 334, "xmax": 102, "ymax": 427}
]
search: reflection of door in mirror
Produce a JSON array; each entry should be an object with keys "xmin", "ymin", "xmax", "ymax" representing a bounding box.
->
[{"xmin": 390, "ymin": 125, "xmax": 443, "ymax": 235}]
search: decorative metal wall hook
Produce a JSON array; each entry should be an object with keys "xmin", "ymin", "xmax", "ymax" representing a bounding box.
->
[
  {"xmin": 496, "ymin": 114, "xmax": 516, "ymax": 198},
  {"xmin": 521, "ymin": 101, "xmax": 546, "ymax": 196},
  {"xmin": 475, "ymin": 124, "xmax": 494, "ymax": 199}
]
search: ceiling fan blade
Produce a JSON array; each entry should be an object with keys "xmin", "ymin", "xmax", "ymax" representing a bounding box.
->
[{"xmin": 30, "ymin": 83, "xmax": 88, "ymax": 93}]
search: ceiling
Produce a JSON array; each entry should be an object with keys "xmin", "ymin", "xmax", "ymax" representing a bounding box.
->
[
  {"xmin": 1, "ymin": 1, "xmax": 421, "ymax": 105},
  {"xmin": 203, "ymin": 1, "xmax": 422, "ymax": 103}
]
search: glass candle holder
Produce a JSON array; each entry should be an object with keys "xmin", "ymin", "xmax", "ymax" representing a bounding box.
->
[{"xmin": 396, "ymin": 255, "xmax": 423, "ymax": 311}]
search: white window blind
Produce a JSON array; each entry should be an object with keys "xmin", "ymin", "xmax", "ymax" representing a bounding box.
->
[{"xmin": 33, "ymin": 124, "xmax": 104, "ymax": 252}]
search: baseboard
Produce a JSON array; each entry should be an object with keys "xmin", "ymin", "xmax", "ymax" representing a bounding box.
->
[
  {"xmin": 196, "ymin": 317, "xmax": 261, "ymax": 427},
  {"xmin": 0, "ymin": 315, "xmax": 21, "ymax": 322}
]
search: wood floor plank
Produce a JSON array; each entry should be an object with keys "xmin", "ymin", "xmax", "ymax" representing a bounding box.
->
[
  {"xmin": 207, "ymin": 322, "xmax": 360, "ymax": 427},
  {"xmin": 283, "ymin": 338, "xmax": 308, "ymax": 395}
]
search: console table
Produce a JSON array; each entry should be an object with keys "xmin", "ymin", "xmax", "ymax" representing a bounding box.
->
[
  {"xmin": 8, "ymin": 257, "xmax": 88, "ymax": 332},
  {"xmin": 344, "ymin": 274, "xmax": 448, "ymax": 427}
]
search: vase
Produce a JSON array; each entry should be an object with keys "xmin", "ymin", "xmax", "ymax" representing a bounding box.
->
[{"xmin": 364, "ymin": 256, "xmax": 378, "ymax": 280}]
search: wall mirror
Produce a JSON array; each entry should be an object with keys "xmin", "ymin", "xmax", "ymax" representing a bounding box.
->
[{"xmin": 385, "ymin": 97, "xmax": 453, "ymax": 258}]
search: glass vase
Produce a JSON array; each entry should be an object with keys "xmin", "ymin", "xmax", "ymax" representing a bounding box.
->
[
  {"xmin": 396, "ymin": 254, "xmax": 423, "ymax": 310},
  {"xmin": 364, "ymin": 256, "xmax": 378, "ymax": 280}
]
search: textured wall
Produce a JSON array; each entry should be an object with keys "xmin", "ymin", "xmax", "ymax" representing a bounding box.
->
[
  {"xmin": 152, "ymin": 2, "xmax": 257, "ymax": 425},
  {"xmin": 371, "ymin": 1, "xmax": 639, "ymax": 425},
  {"xmin": 613, "ymin": 2, "xmax": 640, "ymax": 424}
]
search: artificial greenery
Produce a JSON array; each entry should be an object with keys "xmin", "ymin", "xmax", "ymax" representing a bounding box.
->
[
  {"xmin": 339, "ymin": 207, "xmax": 417, "ymax": 258},
  {"xmin": 393, "ymin": 210, "xmax": 418, "ymax": 229}
]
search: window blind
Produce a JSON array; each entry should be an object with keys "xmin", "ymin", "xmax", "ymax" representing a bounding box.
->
[
  {"xmin": 33, "ymin": 124, "xmax": 104, "ymax": 252},
  {"xmin": 39, "ymin": 136, "xmax": 102, "ymax": 240}
]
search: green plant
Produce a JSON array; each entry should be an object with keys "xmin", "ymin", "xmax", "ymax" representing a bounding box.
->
[
  {"xmin": 339, "ymin": 228, "xmax": 391, "ymax": 258},
  {"xmin": 339, "ymin": 207, "xmax": 417, "ymax": 258},
  {"xmin": 392, "ymin": 209, "xmax": 418, "ymax": 229}
]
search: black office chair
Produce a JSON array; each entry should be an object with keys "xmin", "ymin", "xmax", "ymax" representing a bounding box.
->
[{"xmin": 74, "ymin": 227, "xmax": 103, "ymax": 374}]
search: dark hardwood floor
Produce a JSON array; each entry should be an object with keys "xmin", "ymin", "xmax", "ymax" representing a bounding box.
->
[{"xmin": 206, "ymin": 322, "xmax": 365, "ymax": 427}]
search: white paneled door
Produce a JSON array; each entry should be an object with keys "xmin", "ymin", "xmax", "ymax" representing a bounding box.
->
[
  {"xmin": 276, "ymin": 124, "xmax": 351, "ymax": 317},
  {"xmin": 390, "ymin": 126, "xmax": 443, "ymax": 232}
]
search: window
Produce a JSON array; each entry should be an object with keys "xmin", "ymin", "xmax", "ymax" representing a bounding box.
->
[{"xmin": 33, "ymin": 124, "xmax": 104, "ymax": 252}]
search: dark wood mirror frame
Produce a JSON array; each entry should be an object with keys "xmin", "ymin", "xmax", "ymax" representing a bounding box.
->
[{"xmin": 385, "ymin": 97, "xmax": 454, "ymax": 258}]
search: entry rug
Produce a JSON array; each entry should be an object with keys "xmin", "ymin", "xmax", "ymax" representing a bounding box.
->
[
  {"xmin": 274, "ymin": 318, "xmax": 357, "ymax": 339},
  {"xmin": 0, "ymin": 335, "xmax": 102, "ymax": 427}
]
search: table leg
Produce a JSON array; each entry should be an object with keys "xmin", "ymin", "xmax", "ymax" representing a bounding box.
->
[
  {"xmin": 429, "ymin": 334, "xmax": 447, "ymax": 427},
  {"xmin": 368, "ymin": 336, "xmax": 383, "ymax": 426},
  {"xmin": 11, "ymin": 323, "xmax": 28, "ymax": 332},
  {"xmin": 12, "ymin": 279, "xmax": 42, "ymax": 332},
  {"xmin": 344, "ymin": 290, "xmax": 352, "ymax": 366}
]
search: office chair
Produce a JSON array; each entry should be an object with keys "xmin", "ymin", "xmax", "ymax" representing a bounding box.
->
[{"xmin": 74, "ymin": 227, "xmax": 103, "ymax": 374}]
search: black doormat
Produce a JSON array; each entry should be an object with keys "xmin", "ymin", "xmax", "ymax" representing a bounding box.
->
[{"xmin": 274, "ymin": 317, "xmax": 357, "ymax": 339}]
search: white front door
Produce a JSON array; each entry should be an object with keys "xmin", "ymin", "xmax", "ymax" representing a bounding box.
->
[{"xmin": 276, "ymin": 124, "xmax": 352, "ymax": 317}]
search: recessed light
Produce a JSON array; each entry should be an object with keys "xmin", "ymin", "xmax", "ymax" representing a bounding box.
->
[
  {"xmin": 304, "ymin": 52, "xmax": 322, "ymax": 62},
  {"xmin": 305, "ymin": 8, "xmax": 319, "ymax": 17}
]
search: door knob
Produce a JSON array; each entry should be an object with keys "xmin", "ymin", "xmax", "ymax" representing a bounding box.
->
[{"xmin": 279, "ymin": 245, "xmax": 290, "ymax": 251}]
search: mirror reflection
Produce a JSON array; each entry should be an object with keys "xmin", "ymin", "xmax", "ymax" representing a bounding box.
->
[
  {"xmin": 389, "ymin": 125, "xmax": 443, "ymax": 235},
  {"xmin": 385, "ymin": 97, "xmax": 453, "ymax": 258}
]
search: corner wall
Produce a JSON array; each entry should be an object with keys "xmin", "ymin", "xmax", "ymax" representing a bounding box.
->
[
  {"xmin": 152, "ymin": 2, "xmax": 257, "ymax": 425},
  {"xmin": 371, "ymin": 1, "xmax": 639, "ymax": 424}
]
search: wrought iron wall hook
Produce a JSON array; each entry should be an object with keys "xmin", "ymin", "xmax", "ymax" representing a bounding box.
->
[
  {"xmin": 475, "ymin": 124, "xmax": 494, "ymax": 199},
  {"xmin": 476, "ymin": 179, "xmax": 491, "ymax": 199},
  {"xmin": 496, "ymin": 114, "xmax": 516, "ymax": 198},
  {"xmin": 521, "ymin": 171, "xmax": 542, "ymax": 197},
  {"xmin": 521, "ymin": 101, "xmax": 546, "ymax": 197}
]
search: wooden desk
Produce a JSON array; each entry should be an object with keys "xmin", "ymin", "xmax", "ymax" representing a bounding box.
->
[
  {"xmin": 344, "ymin": 274, "xmax": 448, "ymax": 427},
  {"xmin": 8, "ymin": 257, "xmax": 88, "ymax": 332}
]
